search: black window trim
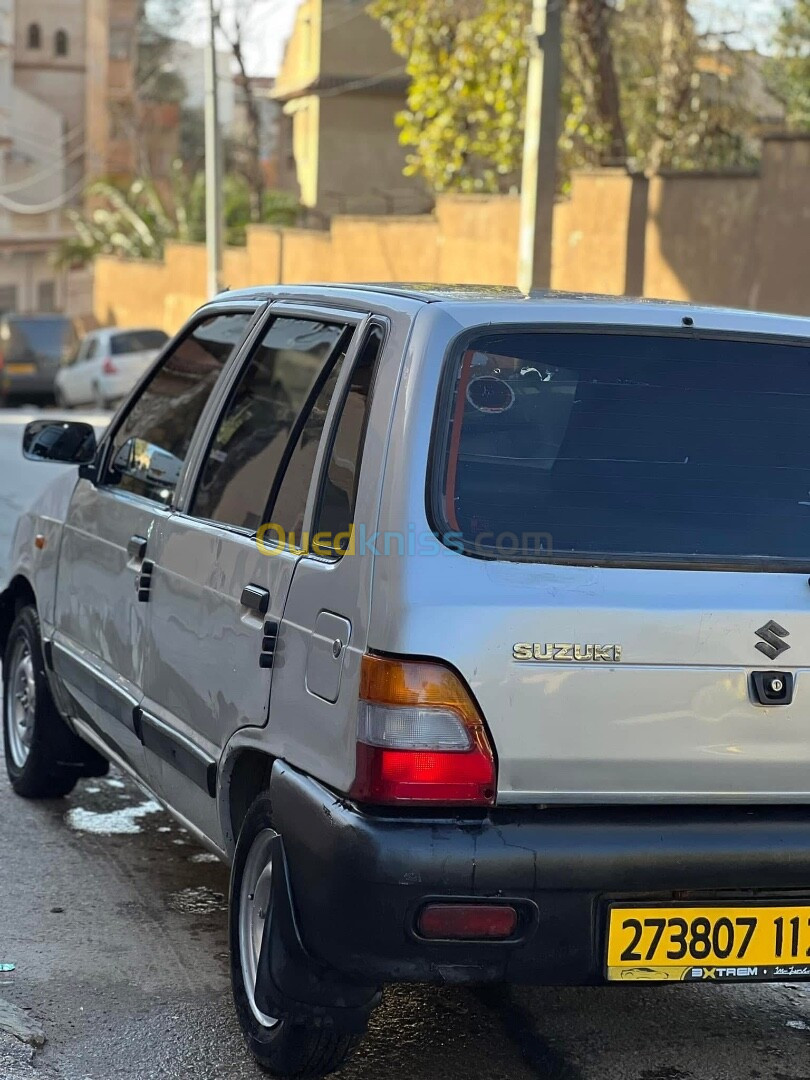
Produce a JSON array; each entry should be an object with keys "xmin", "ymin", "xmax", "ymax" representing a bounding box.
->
[
  {"xmin": 428, "ymin": 321, "xmax": 810, "ymax": 575},
  {"xmin": 92, "ymin": 300, "xmax": 265, "ymax": 511},
  {"xmin": 178, "ymin": 303, "xmax": 367, "ymax": 539},
  {"xmin": 305, "ymin": 316, "xmax": 390, "ymax": 563}
]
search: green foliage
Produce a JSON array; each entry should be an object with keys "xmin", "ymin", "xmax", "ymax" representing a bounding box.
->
[
  {"xmin": 766, "ymin": 0, "xmax": 810, "ymax": 130},
  {"xmin": 368, "ymin": 0, "xmax": 763, "ymax": 193},
  {"xmin": 56, "ymin": 169, "xmax": 300, "ymax": 268},
  {"xmin": 368, "ymin": 0, "xmax": 530, "ymax": 193}
]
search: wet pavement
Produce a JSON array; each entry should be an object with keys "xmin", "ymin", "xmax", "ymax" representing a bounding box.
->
[
  {"xmin": 1, "ymin": 766, "xmax": 810, "ymax": 1079},
  {"xmin": 1, "ymin": 410, "xmax": 810, "ymax": 1078}
]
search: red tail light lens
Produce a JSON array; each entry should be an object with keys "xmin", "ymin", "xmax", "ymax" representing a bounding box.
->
[
  {"xmin": 418, "ymin": 903, "xmax": 518, "ymax": 940},
  {"xmin": 349, "ymin": 654, "xmax": 496, "ymax": 807},
  {"xmin": 102, "ymin": 357, "xmax": 118, "ymax": 375}
]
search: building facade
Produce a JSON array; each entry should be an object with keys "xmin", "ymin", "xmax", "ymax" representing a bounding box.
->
[{"xmin": 273, "ymin": 0, "xmax": 427, "ymax": 218}]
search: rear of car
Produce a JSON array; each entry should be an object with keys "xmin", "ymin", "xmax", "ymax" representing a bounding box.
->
[
  {"xmin": 267, "ymin": 301, "xmax": 810, "ymax": 999},
  {"xmin": 98, "ymin": 328, "xmax": 168, "ymax": 404},
  {"xmin": 0, "ymin": 315, "xmax": 77, "ymax": 404}
]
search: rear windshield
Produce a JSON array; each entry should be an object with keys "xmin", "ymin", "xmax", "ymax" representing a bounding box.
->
[
  {"xmin": 6, "ymin": 317, "xmax": 76, "ymax": 361},
  {"xmin": 111, "ymin": 330, "xmax": 168, "ymax": 355},
  {"xmin": 434, "ymin": 331, "xmax": 810, "ymax": 567}
]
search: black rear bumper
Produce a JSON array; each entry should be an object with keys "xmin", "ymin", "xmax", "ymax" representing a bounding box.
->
[{"xmin": 261, "ymin": 762, "xmax": 810, "ymax": 1001}]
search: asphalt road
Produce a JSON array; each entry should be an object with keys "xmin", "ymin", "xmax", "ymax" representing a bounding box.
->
[{"xmin": 1, "ymin": 409, "xmax": 809, "ymax": 1079}]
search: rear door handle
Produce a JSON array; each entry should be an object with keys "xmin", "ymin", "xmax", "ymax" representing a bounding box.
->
[
  {"xmin": 128, "ymin": 535, "xmax": 147, "ymax": 560},
  {"xmin": 241, "ymin": 584, "xmax": 270, "ymax": 615}
]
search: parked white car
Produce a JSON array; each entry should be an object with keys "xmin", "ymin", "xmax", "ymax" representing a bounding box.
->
[{"xmin": 54, "ymin": 326, "xmax": 168, "ymax": 409}]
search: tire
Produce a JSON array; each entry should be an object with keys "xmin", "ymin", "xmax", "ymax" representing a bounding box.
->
[
  {"xmin": 3, "ymin": 606, "xmax": 79, "ymax": 798},
  {"xmin": 229, "ymin": 795, "xmax": 361, "ymax": 1077}
]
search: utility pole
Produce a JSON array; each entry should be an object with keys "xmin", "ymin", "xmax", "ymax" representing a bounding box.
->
[
  {"xmin": 517, "ymin": 0, "xmax": 564, "ymax": 295},
  {"xmin": 204, "ymin": 0, "xmax": 223, "ymax": 298}
]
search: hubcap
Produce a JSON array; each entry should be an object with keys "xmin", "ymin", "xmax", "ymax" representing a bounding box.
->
[
  {"xmin": 6, "ymin": 638, "xmax": 36, "ymax": 769},
  {"xmin": 239, "ymin": 828, "xmax": 279, "ymax": 1028}
]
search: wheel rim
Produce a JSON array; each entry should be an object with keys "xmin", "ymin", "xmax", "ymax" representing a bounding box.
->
[
  {"xmin": 239, "ymin": 828, "xmax": 279, "ymax": 1028},
  {"xmin": 6, "ymin": 638, "xmax": 36, "ymax": 769}
]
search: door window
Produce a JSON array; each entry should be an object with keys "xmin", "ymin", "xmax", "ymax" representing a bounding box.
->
[
  {"xmin": 191, "ymin": 317, "xmax": 348, "ymax": 532},
  {"xmin": 311, "ymin": 324, "xmax": 383, "ymax": 555},
  {"xmin": 106, "ymin": 311, "xmax": 254, "ymax": 506},
  {"xmin": 84, "ymin": 338, "xmax": 99, "ymax": 362}
]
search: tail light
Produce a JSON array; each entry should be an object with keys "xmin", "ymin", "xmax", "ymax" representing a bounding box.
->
[
  {"xmin": 102, "ymin": 357, "xmax": 118, "ymax": 375},
  {"xmin": 349, "ymin": 654, "xmax": 496, "ymax": 807}
]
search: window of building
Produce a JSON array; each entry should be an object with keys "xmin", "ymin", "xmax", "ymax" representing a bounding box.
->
[
  {"xmin": 36, "ymin": 281, "xmax": 56, "ymax": 313},
  {"xmin": 109, "ymin": 25, "xmax": 132, "ymax": 61},
  {"xmin": 0, "ymin": 285, "xmax": 17, "ymax": 315},
  {"xmin": 54, "ymin": 30, "xmax": 69, "ymax": 57},
  {"xmin": 27, "ymin": 23, "xmax": 41, "ymax": 49},
  {"xmin": 191, "ymin": 317, "xmax": 348, "ymax": 533}
]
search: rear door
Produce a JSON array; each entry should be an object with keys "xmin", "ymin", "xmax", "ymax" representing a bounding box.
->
[
  {"xmin": 138, "ymin": 306, "xmax": 363, "ymax": 841},
  {"xmin": 414, "ymin": 327, "xmax": 810, "ymax": 803},
  {"xmin": 52, "ymin": 306, "xmax": 256, "ymax": 771}
]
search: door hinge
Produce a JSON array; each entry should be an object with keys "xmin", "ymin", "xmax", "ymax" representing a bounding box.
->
[{"xmin": 136, "ymin": 560, "xmax": 155, "ymax": 602}]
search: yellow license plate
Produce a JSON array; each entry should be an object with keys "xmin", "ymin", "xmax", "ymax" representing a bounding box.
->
[
  {"xmin": 6, "ymin": 363, "xmax": 36, "ymax": 374},
  {"xmin": 607, "ymin": 904, "xmax": 810, "ymax": 983}
]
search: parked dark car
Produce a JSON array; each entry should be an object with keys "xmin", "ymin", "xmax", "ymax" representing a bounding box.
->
[{"xmin": 0, "ymin": 314, "xmax": 78, "ymax": 405}]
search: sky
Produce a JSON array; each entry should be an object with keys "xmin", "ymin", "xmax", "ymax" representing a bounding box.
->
[{"xmin": 169, "ymin": 0, "xmax": 783, "ymax": 79}]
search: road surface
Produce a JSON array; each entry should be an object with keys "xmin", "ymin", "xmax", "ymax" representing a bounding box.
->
[{"xmin": 1, "ymin": 409, "xmax": 809, "ymax": 1079}]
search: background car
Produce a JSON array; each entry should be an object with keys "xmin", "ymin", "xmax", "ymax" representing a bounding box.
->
[
  {"xmin": 0, "ymin": 314, "xmax": 78, "ymax": 406},
  {"xmin": 55, "ymin": 326, "xmax": 168, "ymax": 410}
]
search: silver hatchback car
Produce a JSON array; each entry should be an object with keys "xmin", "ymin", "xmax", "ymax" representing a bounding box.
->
[{"xmin": 4, "ymin": 285, "xmax": 810, "ymax": 1076}]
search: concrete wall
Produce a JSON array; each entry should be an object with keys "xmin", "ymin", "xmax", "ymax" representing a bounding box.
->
[{"xmin": 93, "ymin": 135, "xmax": 810, "ymax": 333}]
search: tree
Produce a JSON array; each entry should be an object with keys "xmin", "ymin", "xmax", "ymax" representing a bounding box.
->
[
  {"xmin": 368, "ymin": 0, "xmax": 761, "ymax": 192},
  {"xmin": 216, "ymin": 2, "xmax": 267, "ymax": 223},
  {"xmin": 766, "ymin": 0, "xmax": 810, "ymax": 130},
  {"xmin": 368, "ymin": 0, "xmax": 530, "ymax": 193},
  {"xmin": 56, "ymin": 171, "xmax": 299, "ymax": 268},
  {"xmin": 568, "ymin": 0, "xmax": 627, "ymax": 164}
]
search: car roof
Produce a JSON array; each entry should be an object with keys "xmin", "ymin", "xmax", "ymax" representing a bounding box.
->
[{"xmin": 216, "ymin": 283, "xmax": 810, "ymax": 338}]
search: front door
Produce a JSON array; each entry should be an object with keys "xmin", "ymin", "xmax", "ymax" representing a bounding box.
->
[
  {"xmin": 52, "ymin": 307, "xmax": 257, "ymax": 771},
  {"xmin": 139, "ymin": 311, "xmax": 361, "ymax": 842}
]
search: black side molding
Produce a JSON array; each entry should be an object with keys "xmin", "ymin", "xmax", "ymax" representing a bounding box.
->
[
  {"xmin": 140, "ymin": 711, "xmax": 217, "ymax": 797},
  {"xmin": 241, "ymin": 584, "xmax": 270, "ymax": 615}
]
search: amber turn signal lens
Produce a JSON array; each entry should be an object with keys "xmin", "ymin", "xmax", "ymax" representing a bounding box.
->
[{"xmin": 350, "ymin": 654, "xmax": 496, "ymax": 807}]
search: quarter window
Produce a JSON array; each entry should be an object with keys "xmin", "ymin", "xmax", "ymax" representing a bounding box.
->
[
  {"xmin": 191, "ymin": 317, "xmax": 347, "ymax": 532},
  {"xmin": 107, "ymin": 311, "xmax": 253, "ymax": 506},
  {"xmin": 268, "ymin": 339, "xmax": 351, "ymax": 542},
  {"xmin": 312, "ymin": 324, "xmax": 383, "ymax": 554}
]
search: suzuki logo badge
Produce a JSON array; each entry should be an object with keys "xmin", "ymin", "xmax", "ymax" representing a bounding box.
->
[{"xmin": 755, "ymin": 620, "xmax": 791, "ymax": 660}]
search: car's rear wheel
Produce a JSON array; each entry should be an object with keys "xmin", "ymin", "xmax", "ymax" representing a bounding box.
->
[
  {"xmin": 3, "ymin": 606, "xmax": 79, "ymax": 798},
  {"xmin": 229, "ymin": 795, "xmax": 361, "ymax": 1077}
]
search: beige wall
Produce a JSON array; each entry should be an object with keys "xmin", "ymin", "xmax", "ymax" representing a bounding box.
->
[{"xmin": 94, "ymin": 136, "xmax": 810, "ymax": 333}]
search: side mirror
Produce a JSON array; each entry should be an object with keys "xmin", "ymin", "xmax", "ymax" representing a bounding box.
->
[{"xmin": 22, "ymin": 420, "xmax": 97, "ymax": 464}]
